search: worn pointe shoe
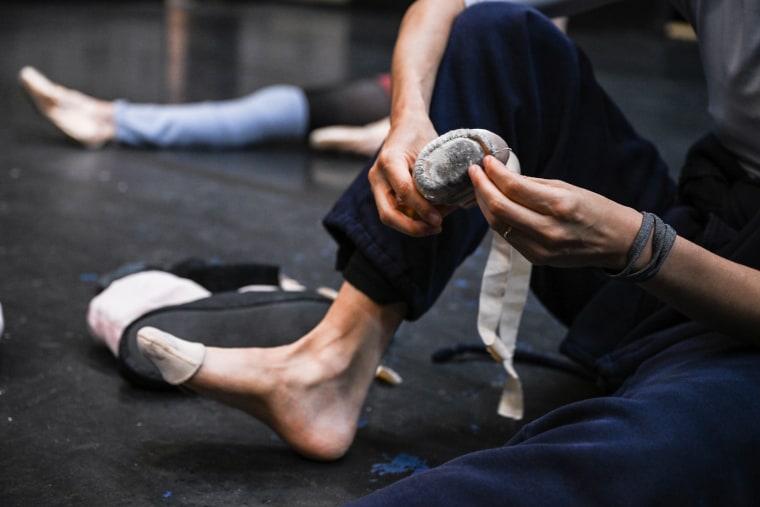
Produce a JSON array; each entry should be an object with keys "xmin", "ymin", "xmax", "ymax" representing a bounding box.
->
[
  {"xmin": 136, "ymin": 326, "xmax": 206, "ymax": 385},
  {"xmin": 413, "ymin": 128, "xmax": 512, "ymax": 207},
  {"xmin": 19, "ymin": 66, "xmax": 116, "ymax": 149},
  {"xmin": 308, "ymin": 117, "xmax": 390, "ymax": 157}
]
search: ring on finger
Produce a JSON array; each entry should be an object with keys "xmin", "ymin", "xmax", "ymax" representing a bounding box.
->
[{"xmin": 502, "ymin": 226, "xmax": 512, "ymax": 240}]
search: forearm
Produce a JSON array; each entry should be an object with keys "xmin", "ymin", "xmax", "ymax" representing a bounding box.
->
[
  {"xmin": 389, "ymin": 0, "xmax": 465, "ymax": 125},
  {"xmin": 586, "ymin": 205, "xmax": 760, "ymax": 345},
  {"xmin": 471, "ymin": 157, "xmax": 760, "ymax": 345},
  {"xmin": 640, "ymin": 237, "xmax": 760, "ymax": 345}
]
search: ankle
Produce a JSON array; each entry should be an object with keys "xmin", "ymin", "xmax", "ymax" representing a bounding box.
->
[
  {"xmin": 293, "ymin": 282, "xmax": 405, "ymax": 373},
  {"xmin": 324, "ymin": 282, "xmax": 403, "ymax": 345}
]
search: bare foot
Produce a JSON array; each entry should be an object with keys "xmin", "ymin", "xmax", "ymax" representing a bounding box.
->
[
  {"xmin": 308, "ymin": 117, "xmax": 390, "ymax": 158},
  {"xmin": 19, "ymin": 66, "xmax": 116, "ymax": 148},
  {"xmin": 138, "ymin": 282, "xmax": 405, "ymax": 461}
]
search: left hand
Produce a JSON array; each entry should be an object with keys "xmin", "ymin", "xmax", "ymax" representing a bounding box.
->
[
  {"xmin": 468, "ymin": 155, "xmax": 644, "ymax": 271},
  {"xmin": 367, "ymin": 115, "xmax": 443, "ymax": 236}
]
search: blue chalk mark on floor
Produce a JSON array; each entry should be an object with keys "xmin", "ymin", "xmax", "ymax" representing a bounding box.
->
[
  {"xmin": 371, "ymin": 453, "xmax": 429, "ymax": 477},
  {"xmin": 79, "ymin": 272, "xmax": 99, "ymax": 282}
]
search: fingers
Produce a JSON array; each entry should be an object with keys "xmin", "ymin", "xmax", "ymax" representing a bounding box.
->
[
  {"xmin": 479, "ymin": 155, "xmax": 561, "ymax": 213},
  {"xmin": 367, "ymin": 118, "xmax": 447, "ymax": 236},
  {"xmin": 470, "ymin": 155, "xmax": 641, "ymax": 269},
  {"xmin": 368, "ymin": 153, "xmax": 442, "ymax": 236},
  {"xmin": 468, "ymin": 158, "xmax": 542, "ymax": 237}
]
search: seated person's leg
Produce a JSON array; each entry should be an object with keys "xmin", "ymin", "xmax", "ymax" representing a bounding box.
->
[
  {"xmin": 19, "ymin": 65, "xmax": 310, "ymax": 149},
  {"xmin": 326, "ymin": 2, "xmax": 676, "ymax": 324},
  {"xmin": 342, "ymin": 332, "xmax": 760, "ymax": 506},
  {"xmin": 138, "ymin": 2, "xmax": 676, "ymax": 462},
  {"xmin": 306, "ymin": 76, "xmax": 390, "ymax": 130},
  {"xmin": 427, "ymin": 2, "xmax": 677, "ymax": 325},
  {"xmin": 19, "ymin": 66, "xmax": 390, "ymax": 155},
  {"xmin": 118, "ymin": 76, "xmax": 391, "ymax": 150},
  {"xmin": 138, "ymin": 281, "xmax": 406, "ymax": 462},
  {"xmin": 114, "ymin": 85, "xmax": 309, "ymax": 148}
]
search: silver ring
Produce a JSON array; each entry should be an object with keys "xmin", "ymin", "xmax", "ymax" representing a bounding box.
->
[{"xmin": 502, "ymin": 226, "xmax": 512, "ymax": 240}]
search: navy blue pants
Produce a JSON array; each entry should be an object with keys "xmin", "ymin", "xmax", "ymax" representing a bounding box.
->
[{"xmin": 325, "ymin": 3, "xmax": 760, "ymax": 505}]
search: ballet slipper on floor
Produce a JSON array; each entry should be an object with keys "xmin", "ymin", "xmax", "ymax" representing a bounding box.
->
[
  {"xmin": 308, "ymin": 117, "xmax": 389, "ymax": 157},
  {"xmin": 87, "ymin": 270, "xmax": 211, "ymax": 356},
  {"xmin": 136, "ymin": 326, "xmax": 205, "ymax": 385},
  {"xmin": 118, "ymin": 289, "xmax": 333, "ymax": 390},
  {"xmin": 19, "ymin": 66, "xmax": 116, "ymax": 149}
]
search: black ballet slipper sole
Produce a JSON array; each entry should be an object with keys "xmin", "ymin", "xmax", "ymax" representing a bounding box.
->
[
  {"xmin": 96, "ymin": 258, "xmax": 281, "ymax": 293},
  {"xmin": 118, "ymin": 289, "xmax": 332, "ymax": 390}
]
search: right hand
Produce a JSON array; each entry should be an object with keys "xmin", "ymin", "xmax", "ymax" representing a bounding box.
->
[
  {"xmin": 469, "ymin": 155, "xmax": 643, "ymax": 270},
  {"xmin": 367, "ymin": 116, "xmax": 446, "ymax": 236}
]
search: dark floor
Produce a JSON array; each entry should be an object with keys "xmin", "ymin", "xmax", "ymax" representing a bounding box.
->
[{"xmin": 0, "ymin": 1, "xmax": 710, "ymax": 506}]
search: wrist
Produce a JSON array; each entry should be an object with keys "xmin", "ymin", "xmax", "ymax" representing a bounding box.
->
[
  {"xmin": 606, "ymin": 212, "xmax": 677, "ymax": 283},
  {"xmin": 630, "ymin": 230, "xmax": 654, "ymax": 272}
]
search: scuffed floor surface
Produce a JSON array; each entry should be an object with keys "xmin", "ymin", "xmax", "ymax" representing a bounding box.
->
[{"xmin": 0, "ymin": 1, "xmax": 707, "ymax": 505}]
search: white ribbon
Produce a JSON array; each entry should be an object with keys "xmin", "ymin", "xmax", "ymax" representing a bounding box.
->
[{"xmin": 476, "ymin": 152, "xmax": 533, "ymax": 419}]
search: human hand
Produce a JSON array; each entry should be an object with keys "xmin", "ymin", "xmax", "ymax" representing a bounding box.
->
[
  {"xmin": 367, "ymin": 117, "xmax": 448, "ymax": 236},
  {"xmin": 469, "ymin": 155, "xmax": 644, "ymax": 271}
]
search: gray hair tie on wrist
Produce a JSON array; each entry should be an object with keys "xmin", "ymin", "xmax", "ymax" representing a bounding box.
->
[
  {"xmin": 607, "ymin": 211, "xmax": 677, "ymax": 282},
  {"xmin": 413, "ymin": 128, "xmax": 512, "ymax": 207}
]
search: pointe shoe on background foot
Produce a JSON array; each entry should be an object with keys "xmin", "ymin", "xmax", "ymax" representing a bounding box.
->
[
  {"xmin": 309, "ymin": 117, "xmax": 390, "ymax": 157},
  {"xmin": 19, "ymin": 66, "xmax": 116, "ymax": 149},
  {"xmin": 136, "ymin": 327, "xmax": 205, "ymax": 385}
]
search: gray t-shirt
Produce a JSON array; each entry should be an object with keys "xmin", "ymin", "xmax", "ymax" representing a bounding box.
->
[
  {"xmin": 671, "ymin": 0, "xmax": 760, "ymax": 177},
  {"xmin": 465, "ymin": 0, "xmax": 760, "ymax": 176}
]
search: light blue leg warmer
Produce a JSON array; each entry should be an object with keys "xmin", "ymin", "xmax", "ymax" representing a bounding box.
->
[{"xmin": 114, "ymin": 85, "xmax": 309, "ymax": 148}]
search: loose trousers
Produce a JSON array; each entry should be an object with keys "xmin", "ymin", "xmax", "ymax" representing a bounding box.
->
[{"xmin": 323, "ymin": 3, "xmax": 760, "ymax": 505}]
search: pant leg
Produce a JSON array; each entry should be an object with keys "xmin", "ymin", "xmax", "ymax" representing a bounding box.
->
[
  {"xmin": 344, "ymin": 333, "xmax": 760, "ymax": 506},
  {"xmin": 305, "ymin": 76, "xmax": 390, "ymax": 130},
  {"xmin": 113, "ymin": 85, "xmax": 309, "ymax": 148},
  {"xmin": 323, "ymin": 2, "xmax": 675, "ymax": 321}
]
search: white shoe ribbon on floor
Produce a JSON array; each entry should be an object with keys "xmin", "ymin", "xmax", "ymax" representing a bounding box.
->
[{"xmin": 476, "ymin": 151, "xmax": 532, "ymax": 419}]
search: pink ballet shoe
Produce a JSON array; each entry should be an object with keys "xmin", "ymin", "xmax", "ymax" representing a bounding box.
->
[
  {"xmin": 19, "ymin": 66, "xmax": 116, "ymax": 149},
  {"xmin": 136, "ymin": 327, "xmax": 205, "ymax": 385}
]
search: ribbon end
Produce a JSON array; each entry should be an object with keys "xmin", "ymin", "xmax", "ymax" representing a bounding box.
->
[{"xmin": 496, "ymin": 374, "xmax": 524, "ymax": 420}]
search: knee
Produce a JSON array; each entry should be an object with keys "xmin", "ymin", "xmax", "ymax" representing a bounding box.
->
[{"xmin": 449, "ymin": 3, "xmax": 571, "ymax": 57}]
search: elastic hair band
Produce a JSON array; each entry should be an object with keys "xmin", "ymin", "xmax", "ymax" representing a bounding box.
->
[{"xmin": 607, "ymin": 211, "xmax": 677, "ymax": 283}]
